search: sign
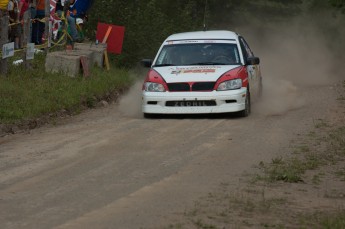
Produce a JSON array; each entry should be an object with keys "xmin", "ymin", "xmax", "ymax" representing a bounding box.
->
[
  {"xmin": 2, "ymin": 42, "xmax": 14, "ymax": 59},
  {"xmin": 96, "ymin": 23, "xmax": 125, "ymax": 54},
  {"xmin": 26, "ymin": 43, "xmax": 35, "ymax": 60}
]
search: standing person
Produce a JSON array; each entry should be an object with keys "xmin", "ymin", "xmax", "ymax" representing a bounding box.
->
[
  {"xmin": 18, "ymin": 0, "xmax": 35, "ymax": 20},
  {"xmin": 75, "ymin": 17, "xmax": 84, "ymax": 41},
  {"xmin": 67, "ymin": 0, "xmax": 81, "ymax": 42},
  {"xmin": 17, "ymin": 0, "xmax": 31, "ymax": 47},
  {"xmin": 18, "ymin": 0, "xmax": 29, "ymax": 19},
  {"xmin": 7, "ymin": 0, "xmax": 20, "ymax": 48},
  {"xmin": 31, "ymin": 0, "xmax": 44, "ymax": 44},
  {"xmin": 56, "ymin": 0, "xmax": 80, "ymax": 42},
  {"xmin": 0, "ymin": 0, "xmax": 10, "ymax": 11}
]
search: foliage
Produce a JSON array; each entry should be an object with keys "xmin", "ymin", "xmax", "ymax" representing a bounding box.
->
[
  {"xmin": 85, "ymin": 0, "xmax": 339, "ymax": 68},
  {"xmin": 86, "ymin": 0, "xmax": 206, "ymax": 68},
  {"xmin": 330, "ymin": 0, "xmax": 345, "ymax": 12}
]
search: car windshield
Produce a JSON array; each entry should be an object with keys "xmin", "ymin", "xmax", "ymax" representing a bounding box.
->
[{"xmin": 154, "ymin": 43, "xmax": 241, "ymax": 66}]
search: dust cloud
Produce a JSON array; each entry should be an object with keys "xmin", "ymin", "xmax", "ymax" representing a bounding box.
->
[
  {"xmin": 240, "ymin": 13, "xmax": 345, "ymax": 116},
  {"xmin": 118, "ymin": 80, "xmax": 143, "ymax": 118}
]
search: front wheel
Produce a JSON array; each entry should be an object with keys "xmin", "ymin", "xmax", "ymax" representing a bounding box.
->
[
  {"xmin": 238, "ymin": 89, "xmax": 251, "ymax": 117},
  {"xmin": 143, "ymin": 113, "xmax": 156, "ymax": 119}
]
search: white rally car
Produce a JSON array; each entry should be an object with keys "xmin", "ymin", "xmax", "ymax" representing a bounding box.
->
[{"xmin": 141, "ymin": 30, "xmax": 262, "ymax": 117}]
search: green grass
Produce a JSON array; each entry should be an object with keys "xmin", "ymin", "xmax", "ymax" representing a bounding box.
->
[
  {"xmin": 193, "ymin": 219, "xmax": 218, "ymax": 229},
  {"xmin": 329, "ymin": 127, "xmax": 345, "ymax": 156},
  {"xmin": 258, "ymin": 157, "xmax": 309, "ymax": 183},
  {"xmin": 314, "ymin": 118, "xmax": 330, "ymax": 129},
  {"xmin": 0, "ymin": 53, "xmax": 133, "ymax": 124},
  {"xmin": 299, "ymin": 211, "xmax": 345, "ymax": 229},
  {"xmin": 256, "ymin": 119, "xmax": 345, "ymax": 184},
  {"xmin": 335, "ymin": 168, "xmax": 345, "ymax": 181}
]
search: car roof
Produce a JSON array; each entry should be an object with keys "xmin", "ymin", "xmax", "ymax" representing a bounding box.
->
[{"xmin": 165, "ymin": 30, "xmax": 239, "ymax": 41}]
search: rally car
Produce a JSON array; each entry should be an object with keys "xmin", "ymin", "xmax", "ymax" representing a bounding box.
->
[{"xmin": 141, "ymin": 30, "xmax": 262, "ymax": 118}]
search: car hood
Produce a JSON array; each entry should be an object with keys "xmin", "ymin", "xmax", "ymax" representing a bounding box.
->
[{"xmin": 153, "ymin": 65, "xmax": 241, "ymax": 83}]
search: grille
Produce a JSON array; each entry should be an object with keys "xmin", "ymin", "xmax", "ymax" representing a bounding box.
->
[
  {"xmin": 192, "ymin": 82, "xmax": 215, "ymax": 91},
  {"xmin": 167, "ymin": 83, "xmax": 190, "ymax": 91},
  {"xmin": 167, "ymin": 82, "xmax": 215, "ymax": 92}
]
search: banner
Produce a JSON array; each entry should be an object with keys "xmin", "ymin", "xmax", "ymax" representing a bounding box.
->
[
  {"xmin": 50, "ymin": 0, "xmax": 57, "ymax": 13},
  {"xmin": 96, "ymin": 23, "xmax": 125, "ymax": 54}
]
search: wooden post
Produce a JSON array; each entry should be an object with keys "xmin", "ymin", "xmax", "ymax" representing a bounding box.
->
[
  {"xmin": 102, "ymin": 26, "xmax": 112, "ymax": 71},
  {"xmin": 0, "ymin": 10, "xmax": 9, "ymax": 76},
  {"xmin": 44, "ymin": 0, "xmax": 50, "ymax": 54},
  {"xmin": 22, "ymin": 10, "xmax": 31, "ymax": 68}
]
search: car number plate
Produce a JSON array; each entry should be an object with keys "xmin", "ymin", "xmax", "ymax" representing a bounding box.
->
[{"xmin": 166, "ymin": 100, "xmax": 216, "ymax": 107}]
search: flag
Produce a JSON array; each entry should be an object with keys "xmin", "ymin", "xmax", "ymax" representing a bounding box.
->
[{"xmin": 96, "ymin": 23, "xmax": 125, "ymax": 54}]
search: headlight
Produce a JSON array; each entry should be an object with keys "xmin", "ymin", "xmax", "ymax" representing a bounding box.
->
[
  {"xmin": 217, "ymin": 79, "xmax": 242, "ymax": 91},
  {"xmin": 144, "ymin": 82, "xmax": 166, "ymax": 92}
]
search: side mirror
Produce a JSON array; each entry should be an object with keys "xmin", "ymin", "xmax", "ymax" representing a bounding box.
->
[
  {"xmin": 141, "ymin": 59, "xmax": 153, "ymax": 68},
  {"xmin": 246, "ymin": 57, "xmax": 260, "ymax": 65}
]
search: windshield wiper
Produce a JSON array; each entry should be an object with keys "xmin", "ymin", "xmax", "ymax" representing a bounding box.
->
[
  {"xmin": 153, "ymin": 64, "xmax": 176, "ymax": 67},
  {"xmin": 189, "ymin": 62, "xmax": 227, "ymax": 66}
]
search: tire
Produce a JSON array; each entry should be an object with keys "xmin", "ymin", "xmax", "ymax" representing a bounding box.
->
[
  {"xmin": 239, "ymin": 88, "xmax": 251, "ymax": 117},
  {"xmin": 143, "ymin": 113, "xmax": 155, "ymax": 119}
]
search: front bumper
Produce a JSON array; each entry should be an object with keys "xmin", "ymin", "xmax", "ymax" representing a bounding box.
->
[{"xmin": 142, "ymin": 87, "xmax": 247, "ymax": 114}]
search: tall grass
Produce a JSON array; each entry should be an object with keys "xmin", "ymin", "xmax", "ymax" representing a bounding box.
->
[{"xmin": 0, "ymin": 53, "xmax": 133, "ymax": 124}]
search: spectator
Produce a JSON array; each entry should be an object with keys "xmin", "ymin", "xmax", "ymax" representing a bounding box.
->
[
  {"xmin": 7, "ymin": 0, "xmax": 20, "ymax": 49},
  {"xmin": 67, "ymin": 0, "xmax": 81, "ymax": 42},
  {"xmin": 0, "ymin": 0, "xmax": 10, "ymax": 11},
  {"xmin": 56, "ymin": 0, "xmax": 81, "ymax": 42},
  {"xmin": 31, "ymin": 0, "xmax": 44, "ymax": 44},
  {"xmin": 76, "ymin": 17, "xmax": 84, "ymax": 41},
  {"xmin": 16, "ymin": 0, "xmax": 31, "ymax": 47},
  {"xmin": 17, "ymin": 0, "xmax": 25, "ymax": 17}
]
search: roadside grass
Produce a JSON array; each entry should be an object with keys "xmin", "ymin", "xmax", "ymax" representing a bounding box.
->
[
  {"xmin": 335, "ymin": 168, "xmax": 345, "ymax": 181},
  {"xmin": 298, "ymin": 211, "xmax": 345, "ymax": 229},
  {"xmin": 0, "ymin": 53, "xmax": 133, "ymax": 125},
  {"xmin": 165, "ymin": 184, "xmax": 290, "ymax": 229},
  {"xmin": 339, "ymin": 81, "xmax": 345, "ymax": 100},
  {"xmin": 255, "ymin": 119, "xmax": 345, "ymax": 183}
]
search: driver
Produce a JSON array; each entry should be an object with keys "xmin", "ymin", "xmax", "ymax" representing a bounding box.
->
[{"xmin": 213, "ymin": 46, "xmax": 234, "ymax": 64}]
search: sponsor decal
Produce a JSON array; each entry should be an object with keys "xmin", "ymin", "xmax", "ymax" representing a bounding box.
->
[
  {"xmin": 173, "ymin": 40, "xmax": 236, "ymax": 44},
  {"xmin": 170, "ymin": 66, "xmax": 219, "ymax": 75},
  {"xmin": 178, "ymin": 40, "xmax": 198, "ymax": 43}
]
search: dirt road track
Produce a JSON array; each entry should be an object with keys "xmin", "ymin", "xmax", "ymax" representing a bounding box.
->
[{"xmin": 0, "ymin": 82, "xmax": 343, "ymax": 229}]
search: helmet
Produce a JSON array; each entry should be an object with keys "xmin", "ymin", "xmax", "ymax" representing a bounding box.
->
[{"xmin": 76, "ymin": 18, "xmax": 84, "ymax": 25}]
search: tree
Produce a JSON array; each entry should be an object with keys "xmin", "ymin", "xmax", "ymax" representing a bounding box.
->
[
  {"xmin": 330, "ymin": 0, "xmax": 345, "ymax": 12},
  {"xmin": 86, "ymin": 0, "xmax": 340, "ymax": 68}
]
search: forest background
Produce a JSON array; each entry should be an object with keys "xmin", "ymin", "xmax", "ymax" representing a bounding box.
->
[{"xmin": 85, "ymin": 0, "xmax": 345, "ymax": 68}]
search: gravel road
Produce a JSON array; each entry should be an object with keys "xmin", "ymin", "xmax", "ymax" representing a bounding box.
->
[{"xmin": 0, "ymin": 77, "xmax": 343, "ymax": 228}]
